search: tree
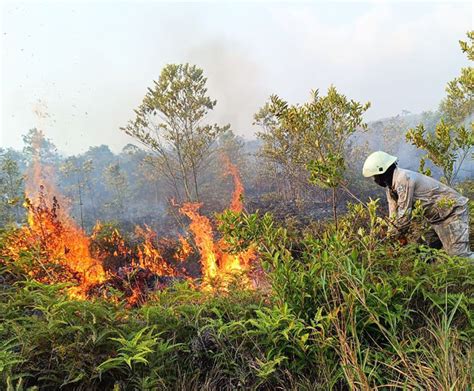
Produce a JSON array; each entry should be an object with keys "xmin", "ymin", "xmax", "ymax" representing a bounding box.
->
[
  {"xmin": 406, "ymin": 120, "xmax": 472, "ymax": 185},
  {"xmin": 60, "ymin": 157, "xmax": 90, "ymax": 230},
  {"xmin": 0, "ymin": 150, "xmax": 24, "ymax": 225},
  {"xmin": 440, "ymin": 31, "xmax": 474, "ymax": 125},
  {"xmin": 255, "ymin": 95, "xmax": 322, "ymax": 204},
  {"xmin": 119, "ymin": 144, "xmax": 167, "ymax": 222},
  {"xmin": 103, "ymin": 162, "xmax": 128, "ymax": 218},
  {"xmin": 83, "ymin": 146, "xmax": 115, "ymax": 204},
  {"xmin": 255, "ymin": 86, "xmax": 370, "ymax": 227},
  {"xmin": 407, "ymin": 31, "xmax": 473, "ymax": 186},
  {"xmin": 216, "ymin": 129, "xmax": 246, "ymax": 167},
  {"xmin": 121, "ymin": 63, "xmax": 230, "ymax": 202},
  {"xmin": 22, "ymin": 128, "xmax": 59, "ymax": 166},
  {"xmin": 81, "ymin": 158, "xmax": 98, "ymax": 223}
]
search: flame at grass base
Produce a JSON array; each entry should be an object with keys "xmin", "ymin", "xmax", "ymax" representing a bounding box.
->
[
  {"xmin": 7, "ymin": 186, "xmax": 107, "ymax": 299},
  {"xmin": 180, "ymin": 201, "xmax": 255, "ymax": 289},
  {"xmin": 180, "ymin": 202, "xmax": 219, "ymax": 285},
  {"xmin": 2, "ymin": 131, "xmax": 257, "ymax": 301},
  {"xmin": 20, "ymin": 130, "xmax": 106, "ymax": 298},
  {"xmin": 179, "ymin": 156, "xmax": 255, "ymax": 290}
]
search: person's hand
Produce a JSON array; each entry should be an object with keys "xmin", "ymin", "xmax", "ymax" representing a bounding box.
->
[{"xmin": 386, "ymin": 226, "xmax": 399, "ymax": 239}]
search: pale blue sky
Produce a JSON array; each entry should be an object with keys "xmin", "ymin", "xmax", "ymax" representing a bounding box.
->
[{"xmin": 1, "ymin": 0, "xmax": 472, "ymax": 155}]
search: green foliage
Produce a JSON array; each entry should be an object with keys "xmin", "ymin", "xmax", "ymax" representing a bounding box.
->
[
  {"xmin": 406, "ymin": 119, "xmax": 473, "ymax": 185},
  {"xmin": 1, "ymin": 201, "xmax": 473, "ymax": 389},
  {"xmin": 60, "ymin": 157, "xmax": 94, "ymax": 230},
  {"xmin": 21, "ymin": 128, "xmax": 59, "ymax": 167},
  {"xmin": 255, "ymin": 87, "xmax": 371, "ymax": 186},
  {"xmin": 96, "ymin": 326, "xmax": 182, "ymax": 378},
  {"xmin": 0, "ymin": 150, "xmax": 24, "ymax": 226},
  {"xmin": 408, "ymin": 31, "xmax": 474, "ymax": 186},
  {"xmin": 255, "ymin": 86, "xmax": 370, "ymax": 224},
  {"xmin": 122, "ymin": 63, "xmax": 230, "ymax": 202},
  {"xmin": 103, "ymin": 162, "xmax": 129, "ymax": 214},
  {"xmin": 440, "ymin": 31, "xmax": 474, "ymax": 125},
  {"xmin": 218, "ymin": 203, "xmax": 474, "ymax": 389}
]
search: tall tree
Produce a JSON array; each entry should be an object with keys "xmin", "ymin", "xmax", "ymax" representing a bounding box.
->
[
  {"xmin": 82, "ymin": 145, "xmax": 115, "ymax": 215},
  {"xmin": 22, "ymin": 128, "xmax": 59, "ymax": 166},
  {"xmin": 122, "ymin": 63, "xmax": 229, "ymax": 202},
  {"xmin": 440, "ymin": 31, "xmax": 474, "ymax": 125},
  {"xmin": 405, "ymin": 120, "xmax": 472, "ymax": 185},
  {"xmin": 120, "ymin": 144, "xmax": 167, "ymax": 221},
  {"xmin": 60, "ymin": 157, "xmax": 89, "ymax": 230}
]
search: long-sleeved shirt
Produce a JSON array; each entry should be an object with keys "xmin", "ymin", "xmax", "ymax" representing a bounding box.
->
[{"xmin": 386, "ymin": 168, "xmax": 469, "ymax": 231}]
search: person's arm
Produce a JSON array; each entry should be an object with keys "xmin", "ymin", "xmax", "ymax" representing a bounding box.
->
[
  {"xmin": 386, "ymin": 188, "xmax": 397, "ymax": 218},
  {"xmin": 393, "ymin": 175, "xmax": 415, "ymax": 232},
  {"xmin": 386, "ymin": 188, "xmax": 399, "ymax": 235}
]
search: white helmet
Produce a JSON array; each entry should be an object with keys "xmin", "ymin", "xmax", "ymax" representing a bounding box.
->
[{"xmin": 362, "ymin": 151, "xmax": 398, "ymax": 177}]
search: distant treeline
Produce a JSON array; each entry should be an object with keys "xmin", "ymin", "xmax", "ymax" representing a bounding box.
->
[{"xmin": 3, "ymin": 109, "xmax": 469, "ymax": 234}]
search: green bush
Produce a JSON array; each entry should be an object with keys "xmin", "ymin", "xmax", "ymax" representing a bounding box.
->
[{"xmin": 217, "ymin": 200, "xmax": 473, "ymax": 388}]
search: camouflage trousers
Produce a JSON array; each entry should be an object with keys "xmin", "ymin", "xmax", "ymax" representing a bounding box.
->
[{"xmin": 432, "ymin": 203, "xmax": 473, "ymax": 258}]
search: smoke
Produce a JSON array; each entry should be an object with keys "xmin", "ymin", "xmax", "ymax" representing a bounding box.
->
[
  {"xmin": 182, "ymin": 40, "xmax": 270, "ymax": 139},
  {"xmin": 358, "ymin": 113, "xmax": 473, "ymax": 182}
]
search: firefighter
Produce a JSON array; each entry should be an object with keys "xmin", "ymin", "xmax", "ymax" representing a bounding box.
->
[{"xmin": 362, "ymin": 151, "xmax": 473, "ymax": 258}]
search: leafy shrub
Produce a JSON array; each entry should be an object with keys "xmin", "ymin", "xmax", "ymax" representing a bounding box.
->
[{"xmin": 218, "ymin": 200, "xmax": 474, "ymax": 388}]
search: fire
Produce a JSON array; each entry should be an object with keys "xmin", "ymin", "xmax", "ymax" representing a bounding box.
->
[
  {"xmin": 91, "ymin": 221, "xmax": 132, "ymax": 260},
  {"xmin": 1, "ymin": 129, "xmax": 258, "ymax": 303},
  {"xmin": 19, "ymin": 130, "xmax": 107, "ymax": 298},
  {"xmin": 175, "ymin": 235, "xmax": 192, "ymax": 261},
  {"xmin": 179, "ymin": 156, "xmax": 255, "ymax": 289},
  {"xmin": 180, "ymin": 202, "xmax": 219, "ymax": 284},
  {"xmin": 134, "ymin": 225, "xmax": 177, "ymax": 276},
  {"xmin": 221, "ymin": 155, "xmax": 244, "ymax": 213}
]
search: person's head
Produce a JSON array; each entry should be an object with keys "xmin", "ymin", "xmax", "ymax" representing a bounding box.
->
[
  {"xmin": 373, "ymin": 163, "xmax": 397, "ymax": 187},
  {"xmin": 362, "ymin": 151, "xmax": 398, "ymax": 188}
]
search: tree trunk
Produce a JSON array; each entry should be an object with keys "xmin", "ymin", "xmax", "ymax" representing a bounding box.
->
[
  {"xmin": 332, "ymin": 187, "xmax": 338, "ymax": 230},
  {"xmin": 191, "ymin": 163, "xmax": 200, "ymax": 202},
  {"xmin": 77, "ymin": 178, "xmax": 84, "ymax": 231},
  {"xmin": 175, "ymin": 147, "xmax": 193, "ymax": 202},
  {"xmin": 86, "ymin": 179, "xmax": 98, "ymax": 222}
]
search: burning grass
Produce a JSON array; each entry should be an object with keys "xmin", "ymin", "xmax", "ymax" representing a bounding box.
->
[
  {"xmin": 0, "ymin": 142, "xmax": 259, "ymax": 305},
  {"xmin": 4, "ymin": 187, "xmax": 106, "ymax": 298}
]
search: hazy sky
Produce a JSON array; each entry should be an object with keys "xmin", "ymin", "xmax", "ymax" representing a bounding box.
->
[{"xmin": 1, "ymin": 0, "xmax": 472, "ymax": 155}]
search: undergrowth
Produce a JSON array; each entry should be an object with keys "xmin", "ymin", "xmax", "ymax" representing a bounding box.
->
[{"xmin": 0, "ymin": 201, "xmax": 473, "ymax": 390}]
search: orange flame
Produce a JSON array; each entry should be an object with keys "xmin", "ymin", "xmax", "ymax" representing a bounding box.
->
[
  {"xmin": 21, "ymin": 130, "xmax": 106, "ymax": 298},
  {"xmin": 178, "ymin": 155, "xmax": 255, "ymax": 289},
  {"xmin": 219, "ymin": 156, "xmax": 255, "ymax": 277},
  {"xmin": 135, "ymin": 225, "xmax": 177, "ymax": 276},
  {"xmin": 1, "ymin": 130, "xmax": 258, "ymax": 303},
  {"xmin": 221, "ymin": 155, "xmax": 244, "ymax": 213},
  {"xmin": 175, "ymin": 235, "xmax": 192, "ymax": 261},
  {"xmin": 180, "ymin": 202, "xmax": 219, "ymax": 286}
]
